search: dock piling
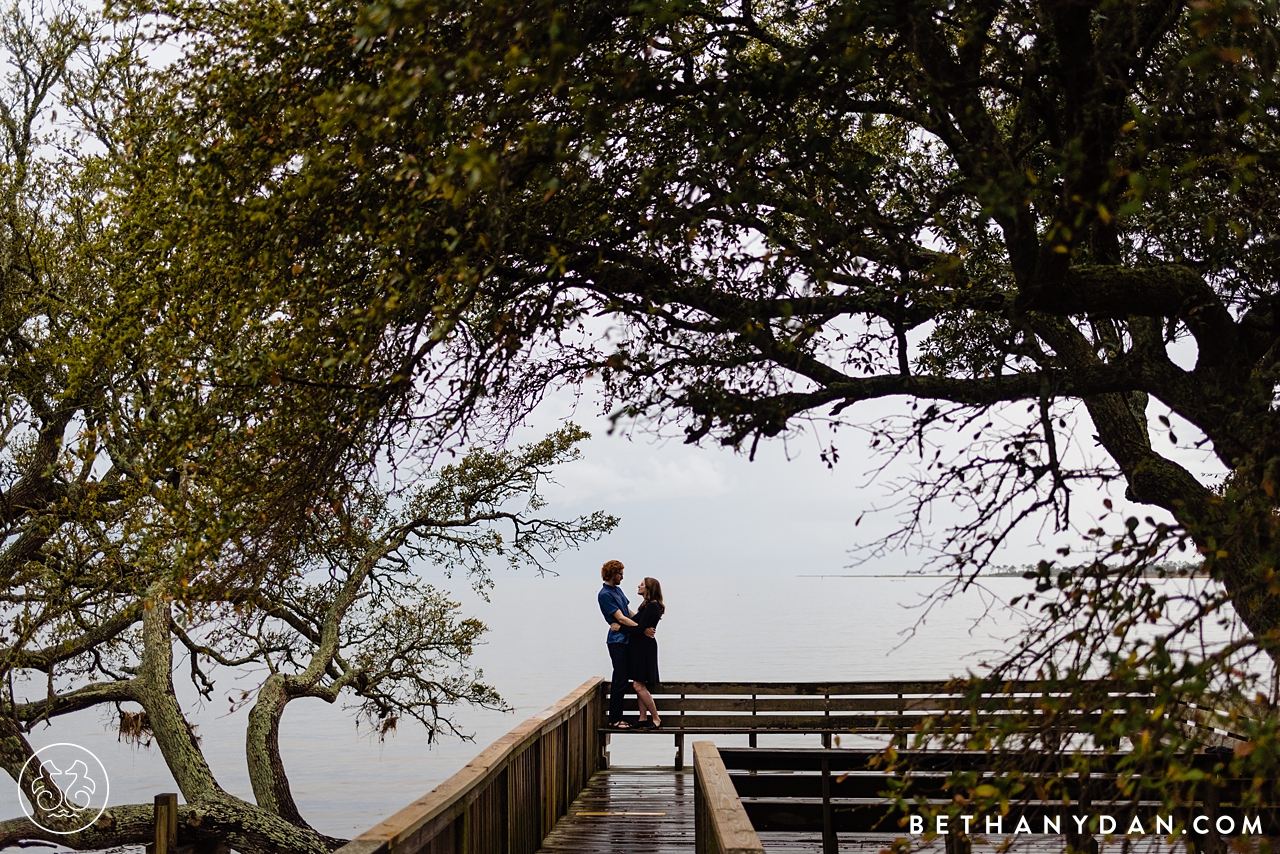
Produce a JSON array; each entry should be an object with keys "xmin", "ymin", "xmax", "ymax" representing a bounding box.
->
[{"xmin": 153, "ymin": 793, "xmax": 177, "ymax": 854}]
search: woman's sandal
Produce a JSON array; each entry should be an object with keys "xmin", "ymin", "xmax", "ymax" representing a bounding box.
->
[
  {"xmin": 636, "ymin": 720, "xmax": 656, "ymax": 730},
  {"xmin": 609, "ymin": 720, "xmax": 632, "ymax": 730}
]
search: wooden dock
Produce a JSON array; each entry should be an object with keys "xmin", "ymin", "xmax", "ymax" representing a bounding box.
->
[{"xmin": 332, "ymin": 679, "xmax": 1257, "ymax": 854}]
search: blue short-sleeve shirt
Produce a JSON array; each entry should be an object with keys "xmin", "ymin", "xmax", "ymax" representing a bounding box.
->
[{"xmin": 598, "ymin": 584, "xmax": 630, "ymax": 645}]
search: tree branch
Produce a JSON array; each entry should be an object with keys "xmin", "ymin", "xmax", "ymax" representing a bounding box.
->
[
  {"xmin": 1023, "ymin": 264, "xmax": 1238, "ymax": 368},
  {"xmin": 10, "ymin": 678, "xmax": 136, "ymax": 724}
]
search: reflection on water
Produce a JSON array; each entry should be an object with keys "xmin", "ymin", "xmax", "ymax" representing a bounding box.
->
[{"xmin": 0, "ymin": 574, "xmax": 1218, "ymax": 839}]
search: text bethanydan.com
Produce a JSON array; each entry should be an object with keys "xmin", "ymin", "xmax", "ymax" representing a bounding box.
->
[{"xmin": 909, "ymin": 814, "xmax": 1262, "ymax": 837}]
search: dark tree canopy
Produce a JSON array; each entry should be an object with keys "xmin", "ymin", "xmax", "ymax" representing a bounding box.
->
[
  {"xmin": 129, "ymin": 0, "xmax": 1280, "ymax": 651},
  {"xmin": 105, "ymin": 0, "xmax": 1280, "ymax": 834}
]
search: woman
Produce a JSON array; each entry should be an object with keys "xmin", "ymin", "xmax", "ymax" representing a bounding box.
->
[{"xmin": 611, "ymin": 577, "xmax": 665, "ymax": 729}]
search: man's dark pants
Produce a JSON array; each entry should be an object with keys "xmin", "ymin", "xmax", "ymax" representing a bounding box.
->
[{"xmin": 608, "ymin": 642, "xmax": 629, "ymax": 722}]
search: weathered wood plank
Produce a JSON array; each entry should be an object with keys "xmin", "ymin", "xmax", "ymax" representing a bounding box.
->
[
  {"xmin": 653, "ymin": 697, "xmax": 939, "ymax": 713},
  {"xmin": 693, "ymin": 742, "xmax": 766, "ymax": 854},
  {"xmin": 642, "ymin": 681, "xmax": 952, "ymax": 696},
  {"xmin": 729, "ymin": 772, "xmax": 1280, "ymax": 803},
  {"xmin": 720, "ymin": 748, "xmax": 1105, "ymax": 773},
  {"xmin": 601, "ymin": 712, "xmax": 1108, "ymax": 731},
  {"xmin": 635, "ymin": 680, "xmax": 1153, "ymax": 697},
  {"xmin": 537, "ymin": 769, "xmax": 694, "ymax": 854},
  {"xmin": 653, "ymin": 696, "xmax": 1108, "ymax": 713},
  {"xmin": 715, "ymin": 747, "xmax": 1261, "ymax": 774}
]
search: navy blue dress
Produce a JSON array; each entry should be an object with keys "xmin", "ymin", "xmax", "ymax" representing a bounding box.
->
[{"xmin": 621, "ymin": 601, "xmax": 663, "ymax": 688}]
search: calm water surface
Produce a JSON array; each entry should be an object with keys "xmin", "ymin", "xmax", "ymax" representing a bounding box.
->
[{"xmin": 0, "ymin": 574, "xmax": 1158, "ymax": 839}]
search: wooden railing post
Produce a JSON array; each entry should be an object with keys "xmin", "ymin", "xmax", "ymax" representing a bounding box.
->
[
  {"xmin": 820, "ymin": 756, "xmax": 837, "ymax": 854},
  {"xmin": 1066, "ymin": 772, "xmax": 1098, "ymax": 854},
  {"xmin": 672, "ymin": 690, "xmax": 687, "ymax": 770},
  {"xmin": 1203, "ymin": 779, "xmax": 1223, "ymax": 854},
  {"xmin": 598, "ymin": 681, "xmax": 611, "ymax": 770},
  {"xmin": 154, "ymin": 793, "xmax": 177, "ymax": 854},
  {"xmin": 693, "ymin": 741, "xmax": 765, "ymax": 854},
  {"xmin": 945, "ymin": 829, "xmax": 972, "ymax": 854}
]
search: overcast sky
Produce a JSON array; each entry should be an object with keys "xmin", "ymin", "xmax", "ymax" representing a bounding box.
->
[{"xmin": 489, "ymin": 367, "xmax": 1227, "ymax": 583}]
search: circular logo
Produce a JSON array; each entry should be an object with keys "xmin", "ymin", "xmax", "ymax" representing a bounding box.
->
[{"xmin": 18, "ymin": 743, "xmax": 110, "ymax": 834}]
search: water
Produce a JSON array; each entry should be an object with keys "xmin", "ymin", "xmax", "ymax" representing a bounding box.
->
[{"xmin": 0, "ymin": 573, "xmax": 1199, "ymax": 841}]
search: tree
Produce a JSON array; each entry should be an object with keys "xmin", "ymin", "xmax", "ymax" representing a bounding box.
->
[
  {"xmin": 115, "ymin": 0, "xmax": 1280, "ymax": 828},
  {"xmin": 0, "ymin": 424, "xmax": 614, "ymax": 854},
  {"xmin": 0, "ymin": 7, "xmax": 617, "ymax": 851}
]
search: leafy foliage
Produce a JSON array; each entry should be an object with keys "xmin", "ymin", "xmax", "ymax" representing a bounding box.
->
[
  {"xmin": 113, "ymin": 0, "xmax": 1280, "ymax": 837},
  {"xmin": 0, "ymin": 6, "xmax": 617, "ymax": 849}
]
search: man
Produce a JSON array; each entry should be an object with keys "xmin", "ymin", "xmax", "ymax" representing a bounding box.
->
[{"xmin": 598, "ymin": 559, "xmax": 652, "ymax": 729}]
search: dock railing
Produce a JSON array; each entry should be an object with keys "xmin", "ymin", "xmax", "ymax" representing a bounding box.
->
[
  {"xmin": 693, "ymin": 741, "xmax": 765, "ymax": 854},
  {"xmin": 604, "ymin": 679, "xmax": 1162, "ymax": 768},
  {"xmin": 334, "ymin": 677, "xmax": 1260, "ymax": 854},
  {"xmin": 336, "ymin": 677, "xmax": 605, "ymax": 854}
]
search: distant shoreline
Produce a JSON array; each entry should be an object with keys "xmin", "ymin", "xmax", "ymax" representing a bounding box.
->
[
  {"xmin": 797, "ymin": 571, "xmax": 1207, "ymax": 578},
  {"xmin": 795, "ymin": 574, "xmax": 961, "ymax": 578}
]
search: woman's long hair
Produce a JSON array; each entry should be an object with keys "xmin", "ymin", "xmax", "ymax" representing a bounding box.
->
[{"xmin": 643, "ymin": 577, "xmax": 665, "ymax": 614}]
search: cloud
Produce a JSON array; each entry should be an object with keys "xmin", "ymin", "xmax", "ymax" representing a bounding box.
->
[{"xmin": 554, "ymin": 448, "xmax": 733, "ymax": 504}]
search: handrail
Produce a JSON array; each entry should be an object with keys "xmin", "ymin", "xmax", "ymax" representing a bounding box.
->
[
  {"xmin": 693, "ymin": 741, "xmax": 765, "ymax": 854},
  {"xmin": 606, "ymin": 680, "xmax": 1158, "ymax": 771},
  {"xmin": 336, "ymin": 677, "xmax": 606, "ymax": 854},
  {"xmin": 652, "ymin": 679, "xmax": 1154, "ymax": 696}
]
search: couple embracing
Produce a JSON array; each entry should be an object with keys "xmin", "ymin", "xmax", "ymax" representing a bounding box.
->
[{"xmin": 597, "ymin": 560, "xmax": 665, "ymax": 730}]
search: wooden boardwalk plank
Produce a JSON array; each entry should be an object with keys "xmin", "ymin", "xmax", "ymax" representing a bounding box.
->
[{"xmin": 538, "ymin": 770, "xmax": 693, "ymax": 854}]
